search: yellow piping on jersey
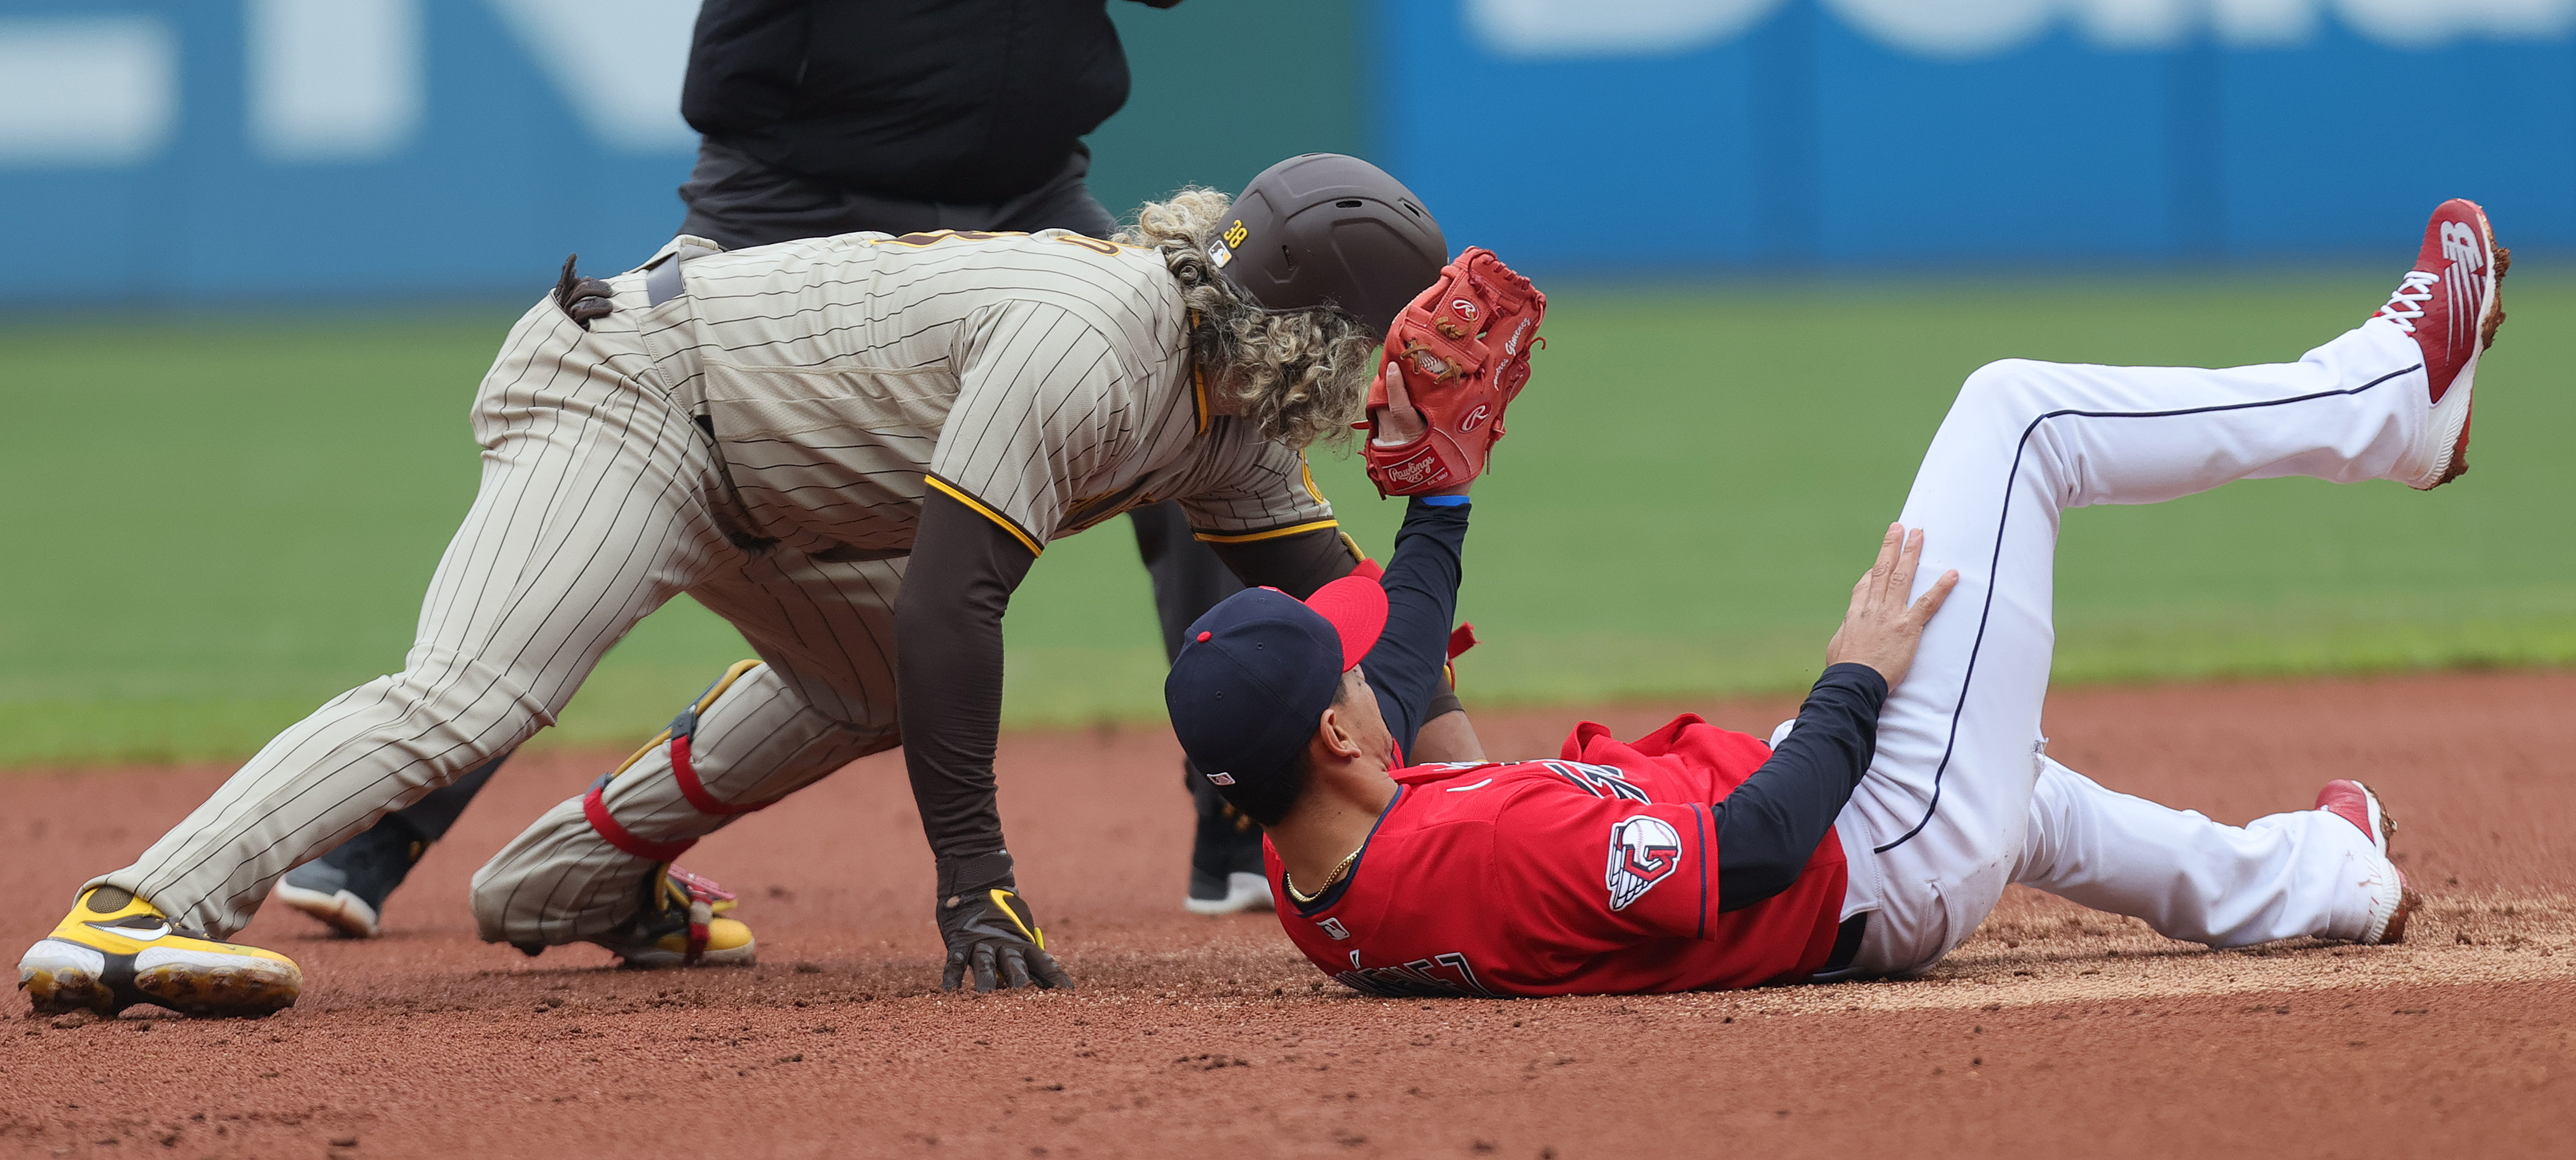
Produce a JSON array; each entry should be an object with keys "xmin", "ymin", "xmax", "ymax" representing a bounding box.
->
[
  {"xmin": 1194, "ymin": 518, "xmax": 1342, "ymax": 545},
  {"xmin": 925, "ymin": 475, "xmax": 1043, "ymax": 556},
  {"xmin": 1188, "ymin": 310, "xmax": 1211, "ymax": 434},
  {"xmin": 605, "ymin": 658, "xmax": 764, "ymax": 780},
  {"xmin": 1298, "ymin": 454, "xmax": 1326, "ymax": 505}
]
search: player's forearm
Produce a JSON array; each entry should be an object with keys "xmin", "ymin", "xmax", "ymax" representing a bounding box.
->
[
  {"xmin": 1711, "ymin": 663, "xmax": 1889, "ymax": 912},
  {"xmin": 1203, "ymin": 525, "xmax": 1359, "ymax": 599},
  {"xmin": 895, "ymin": 490, "xmax": 1040, "ymax": 861},
  {"xmin": 1203, "ymin": 508, "xmax": 1468, "ymax": 755},
  {"xmin": 1363, "ymin": 497, "xmax": 1471, "ymax": 754}
]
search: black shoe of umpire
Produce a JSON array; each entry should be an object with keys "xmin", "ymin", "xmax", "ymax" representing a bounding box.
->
[
  {"xmin": 1184, "ymin": 764, "xmax": 1274, "ymax": 915},
  {"xmin": 270, "ymin": 818, "xmax": 427, "ymax": 939}
]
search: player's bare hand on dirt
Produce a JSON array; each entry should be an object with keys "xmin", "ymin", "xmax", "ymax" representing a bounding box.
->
[
  {"xmin": 554, "ymin": 254, "xmax": 616, "ymax": 330},
  {"xmin": 1824, "ymin": 523, "xmax": 1958, "ymax": 689},
  {"xmin": 934, "ymin": 855, "xmax": 1075, "ymax": 993}
]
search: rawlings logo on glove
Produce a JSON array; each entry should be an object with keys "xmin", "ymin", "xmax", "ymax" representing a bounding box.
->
[{"xmin": 1359, "ymin": 247, "xmax": 1547, "ymax": 496}]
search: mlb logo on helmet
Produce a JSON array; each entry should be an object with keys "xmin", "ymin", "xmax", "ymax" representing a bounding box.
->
[
  {"xmin": 1206, "ymin": 771, "xmax": 1237, "ymax": 785},
  {"xmin": 1604, "ymin": 815, "xmax": 1684, "ymax": 910},
  {"xmin": 1211, "ymin": 218, "xmax": 1251, "ymax": 269}
]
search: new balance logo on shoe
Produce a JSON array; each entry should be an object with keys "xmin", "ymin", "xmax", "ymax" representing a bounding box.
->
[
  {"xmin": 2377, "ymin": 199, "xmax": 2504, "ymax": 489},
  {"xmin": 2441, "ymin": 220, "xmax": 2484, "ymax": 273}
]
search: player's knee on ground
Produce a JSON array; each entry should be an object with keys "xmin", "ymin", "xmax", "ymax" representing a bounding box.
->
[
  {"xmin": 469, "ymin": 794, "xmax": 654, "ymax": 946},
  {"xmin": 467, "ymin": 665, "xmax": 894, "ymax": 948}
]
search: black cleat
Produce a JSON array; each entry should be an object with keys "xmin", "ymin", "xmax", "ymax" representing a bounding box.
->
[
  {"xmin": 1184, "ymin": 765, "xmax": 1274, "ymax": 915},
  {"xmin": 270, "ymin": 820, "xmax": 425, "ymax": 938}
]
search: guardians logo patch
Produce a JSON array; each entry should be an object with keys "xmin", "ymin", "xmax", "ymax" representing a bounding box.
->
[{"xmin": 1604, "ymin": 815, "xmax": 1684, "ymax": 911}]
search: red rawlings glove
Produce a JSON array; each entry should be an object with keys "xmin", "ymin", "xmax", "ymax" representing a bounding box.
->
[{"xmin": 1360, "ymin": 247, "xmax": 1546, "ymax": 496}]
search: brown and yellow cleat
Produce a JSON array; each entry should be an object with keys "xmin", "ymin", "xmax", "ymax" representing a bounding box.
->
[
  {"xmin": 18, "ymin": 887, "xmax": 302, "ymax": 1018},
  {"xmin": 587, "ymin": 866, "xmax": 756, "ymax": 969}
]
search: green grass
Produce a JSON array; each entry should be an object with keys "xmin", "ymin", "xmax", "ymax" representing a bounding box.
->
[{"xmin": 4, "ymin": 270, "xmax": 2569, "ymax": 765}]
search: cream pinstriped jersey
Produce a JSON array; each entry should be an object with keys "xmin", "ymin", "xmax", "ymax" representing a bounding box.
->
[{"xmin": 636, "ymin": 229, "xmax": 1333, "ymax": 560}]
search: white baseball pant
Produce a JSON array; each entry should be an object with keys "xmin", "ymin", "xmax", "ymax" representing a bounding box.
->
[{"xmin": 1818, "ymin": 318, "xmax": 2435, "ymax": 976}]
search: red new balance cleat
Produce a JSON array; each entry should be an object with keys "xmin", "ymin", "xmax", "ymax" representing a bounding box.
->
[
  {"xmin": 2373, "ymin": 198, "xmax": 2508, "ymax": 490},
  {"xmin": 2316, "ymin": 780, "xmax": 2416, "ymax": 944}
]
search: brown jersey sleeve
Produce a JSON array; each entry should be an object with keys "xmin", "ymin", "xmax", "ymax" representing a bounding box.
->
[{"xmin": 894, "ymin": 488, "xmax": 1040, "ymax": 860}]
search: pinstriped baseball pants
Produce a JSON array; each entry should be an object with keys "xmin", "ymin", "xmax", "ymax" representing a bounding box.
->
[{"xmin": 88, "ymin": 294, "xmax": 903, "ymax": 941}]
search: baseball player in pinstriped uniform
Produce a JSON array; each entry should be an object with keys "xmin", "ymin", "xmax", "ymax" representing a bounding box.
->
[
  {"xmin": 271, "ymin": 0, "xmax": 1285, "ymax": 939},
  {"xmin": 19, "ymin": 155, "xmax": 1480, "ymax": 1018}
]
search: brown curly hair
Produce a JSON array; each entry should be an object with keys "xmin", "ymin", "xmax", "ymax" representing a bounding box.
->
[{"xmin": 1116, "ymin": 189, "xmax": 1379, "ymax": 448}]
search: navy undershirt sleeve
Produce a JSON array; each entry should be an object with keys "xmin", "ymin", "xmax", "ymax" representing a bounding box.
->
[
  {"xmin": 1711, "ymin": 663, "xmax": 1891, "ymax": 912},
  {"xmin": 1356, "ymin": 497, "xmax": 1470, "ymax": 759}
]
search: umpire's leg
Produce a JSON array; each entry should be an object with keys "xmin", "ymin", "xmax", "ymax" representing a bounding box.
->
[
  {"xmin": 1129, "ymin": 502, "xmax": 1246, "ymax": 662},
  {"xmin": 997, "ymin": 151, "xmax": 1265, "ymax": 912},
  {"xmin": 269, "ymin": 752, "xmax": 507, "ymax": 937},
  {"xmin": 1127, "ymin": 503, "xmax": 1270, "ymax": 912}
]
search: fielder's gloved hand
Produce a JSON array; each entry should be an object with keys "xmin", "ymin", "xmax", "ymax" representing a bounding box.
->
[
  {"xmin": 554, "ymin": 253, "xmax": 616, "ymax": 329},
  {"xmin": 935, "ymin": 851, "xmax": 1075, "ymax": 993}
]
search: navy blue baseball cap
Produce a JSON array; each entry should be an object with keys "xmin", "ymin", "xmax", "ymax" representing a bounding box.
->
[{"xmin": 1164, "ymin": 576, "xmax": 1388, "ymax": 817}]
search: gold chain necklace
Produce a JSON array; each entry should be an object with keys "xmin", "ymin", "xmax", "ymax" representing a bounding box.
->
[{"xmin": 1284, "ymin": 845, "xmax": 1365, "ymax": 904}]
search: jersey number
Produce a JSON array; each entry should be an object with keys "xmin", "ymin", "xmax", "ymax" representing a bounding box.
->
[
  {"xmin": 1335, "ymin": 951, "xmax": 1494, "ymax": 998},
  {"xmin": 876, "ymin": 229, "xmax": 1124, "ymax": 258},
  {"xmin": 1543, "ymin": 761, "xmax": 1650, "ymax": 803}
]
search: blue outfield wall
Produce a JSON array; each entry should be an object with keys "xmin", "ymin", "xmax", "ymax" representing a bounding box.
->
[
  {"xmin": 1, "ymin": 1, "xmax": 2570, "ymax": 305},
  {"xmin": 0, "ymin": 0, "xmax": 1360, "ymax": 305},
  {"xmin": 4, "ymin": 1, "xmax": 703, "ymax": 303},
  {"xmin": 1378, "ymin": 1, "xmax": 2576, "ymax": 271}
]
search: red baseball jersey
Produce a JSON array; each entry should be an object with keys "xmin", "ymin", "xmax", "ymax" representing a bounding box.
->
[{"xmin": 1264, "ymin": 714, "xmax": 1848, "ymax": 997}]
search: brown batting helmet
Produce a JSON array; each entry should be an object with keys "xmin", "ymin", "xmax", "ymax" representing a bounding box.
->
[{"xmin": 1213, "ymin": 154, "xmax": 1449, "ymax": 337}]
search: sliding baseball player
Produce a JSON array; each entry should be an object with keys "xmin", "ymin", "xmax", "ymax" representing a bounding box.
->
[
  {"xmin": 19, "ymin": 153, "xmax": 1476, "ymax": 1017},
  {"xmin": 1168, "ymin": 200, "xmax": 2502, "ymax": 995}
]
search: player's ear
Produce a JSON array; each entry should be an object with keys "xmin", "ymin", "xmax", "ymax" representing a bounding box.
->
[{"xmin": 1312, "ymin": 703, "xmax": 1367, "ymax": 764}]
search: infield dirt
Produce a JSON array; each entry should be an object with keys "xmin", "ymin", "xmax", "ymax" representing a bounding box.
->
[{"xmin": 4, "ymin": 670, "xmax": 2572, "ymax": 1159}]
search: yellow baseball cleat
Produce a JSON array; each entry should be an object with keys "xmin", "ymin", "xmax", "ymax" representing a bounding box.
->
[
  {"xmin": 18, "ymin": 887, "xmax": 303, "ymax": 1018},
  {"xmin": 593, "ymin": 866, "xmax": 757, "ymax": 969}
]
